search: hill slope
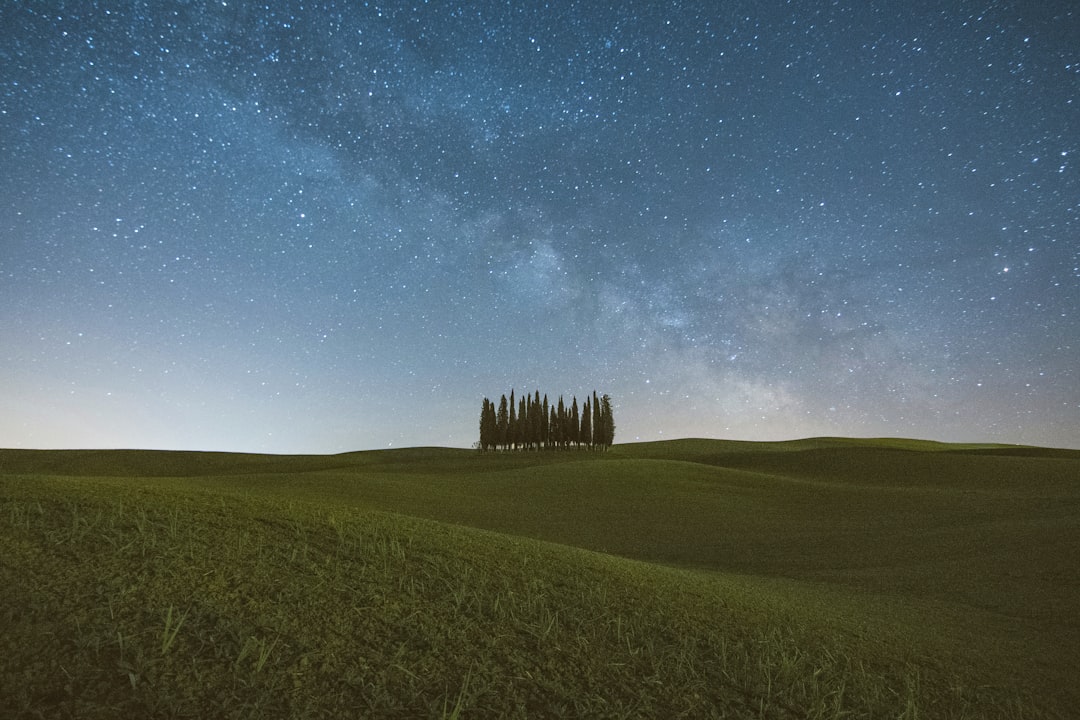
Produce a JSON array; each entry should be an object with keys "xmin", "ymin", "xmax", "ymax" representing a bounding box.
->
[{"xmin": 2, "ymin": 438, "xmax": 1078, "ymax": 718}]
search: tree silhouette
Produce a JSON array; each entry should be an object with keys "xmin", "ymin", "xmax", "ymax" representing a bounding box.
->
[
  {"xmin": 518, "ymin": 394, "xmax": 527, "ymax": 450},
  {"xmin": 479, "ymin": 398, "xmax": 497, "ymax": 452},
  {"xmin": 596, "ymin": 395, "xmax": 604, "ymax": 451},
  {"xmin": 541, "ymin": 394, "xmax": 550, "ymax": 449},
  {"xmin": 496, "ymin": 395, "xmax": 509, "ymax": 450},
  {"xmin": 531, "ymin": 390, "xmax": 542, "ymax": 451},
  {"xmin": 556, "ymin": 396, "xmax": 566, "ymax": 448},
  {"xmin": 570, "ymin": 397, "xmax": 580, "ymax": 448},
  {"xmin": 580, "ymin": 397, "xmax": 592, "ymax": 449},
  {"xmin": 480, "ymin": 389, "xmax": 613, "ymax": 452},
  {"xmin": 508, "ymin": 390, "xmax": 517, "ymax": 450},
  {"xmin": 599, "ymin": 394, "xmax": 615, "ymax": 449}
]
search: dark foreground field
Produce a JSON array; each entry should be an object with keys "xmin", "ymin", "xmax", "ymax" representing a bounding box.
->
[{"xmin": 2, "ymin": 438, "xmax": 1078, "ymax": 718}]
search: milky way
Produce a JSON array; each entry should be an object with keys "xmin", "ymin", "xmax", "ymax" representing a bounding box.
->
[{"xmin": 2, "ymin": 1, "xmax": 1078, "ymax": 452}]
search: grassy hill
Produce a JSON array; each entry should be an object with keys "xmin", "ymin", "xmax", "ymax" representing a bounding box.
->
[{"xmin": 2, "ymin": 438, "xmax": 1078, "ymax": 718}]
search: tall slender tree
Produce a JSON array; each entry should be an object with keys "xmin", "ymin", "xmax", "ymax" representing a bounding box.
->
[
  {"xmin": 520, "ymin": 392, "xmax": 527, "ymax": 449},
  {"xmin": 508, "ymin": 390, "xmax": 517, "ymax": 450},
  {"xmin": 556, "ymin": 396, "xmax": 566, "ymax": 448},
  {"xmin": 497, "ymin": 394, "xmax": 509, "ymax": 450},
  {"xmin": 596, "ymin": 395, "xmax": 604, "ymax": 451},
  {"xmin": 531, "ymin": 390, "xmax": 542, "ymax": 451},
  {"xmin": 479, "ymin": 399, "xmax": 487, "ymax": 451},
  {"xmin": 599, "ymin": 394, "xmax": 615, "ymax": 449},
  {"xmin": 487, "ymin": 399, "xmax": 498, "ymax": 451},
  {"xmin": 479, "ymin": 399, "xmax": 493, "ymax": 451},
  {"xmin": 570, "ymin": 396, "xmax": 580, "ymax": 448},
  {"xmin": 580, "ymin": 397, "xmax": 592, "ymax": 450},
  {"xmin": 541, "ymin": 394, "xmax": 550, "ymax": 449},
  {"xmin": 518, "ymin": 394, "xmax": 528, "ymax": 450}
]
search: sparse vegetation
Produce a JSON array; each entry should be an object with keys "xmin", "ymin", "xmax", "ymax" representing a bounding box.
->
[{"xmin": 1, "ymin": 438, "xmax": 1077, "ymax": 718}]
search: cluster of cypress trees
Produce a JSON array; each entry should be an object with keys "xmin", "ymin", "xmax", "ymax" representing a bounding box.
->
[{"xmin": 478, "ymin": 390, "xmax": 615, "ymax": 452}]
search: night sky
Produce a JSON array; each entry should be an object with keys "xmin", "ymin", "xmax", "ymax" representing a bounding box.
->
[{"xmin": 2, "ymin": 1, "xmax": 1078, "ymax": 453}]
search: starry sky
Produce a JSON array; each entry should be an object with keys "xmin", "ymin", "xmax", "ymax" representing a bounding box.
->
[{"xmin": 2, "ymin": 1, "xmax": 1078, "ymax": 453}]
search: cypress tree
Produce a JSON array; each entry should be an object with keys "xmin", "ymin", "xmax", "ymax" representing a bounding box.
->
[
  {"xmin": 556, "ymin": 396, "xmax": 566, "ymax": 448},
  {"xmin": 478, "ymin": 399, "xmax": 485, "ymax": 451},
  {"xmin": 549, "ymin": 405, "xmax": 558, "ymax": 449},
  {"xmin": 518, "ymin": 395, "xmax": 527, "ymax": 451},
  {"xmin": 570, "ymin": 396, "xmax": 580, "ymax": 448},
  {"xmin": 479, "ymin": 398, "xmax": 490, "ymax": 451},
  {"xmin": 541, "ymin": 394, "xmax": 550, "ymax": 448},
  {"xmin": 596, "ymin": 395, "xmax": 604, "ymax": 451},
  {"xmin": 531, "ymin": 390, "xmax": 542, "ymax": 451},
  {"xmin": 580, "ymin": 397, "xmax": 592, "ymax": 450},
  {"xmin": 521, "ymin": 392, "xmax": 530, "ymax": 450},
  {"xmin": 497, "ymin": 394, "xmax": 509, "ymax": 450},
  {"xmin": 519, "ymin": 390, "xmax": 525, "ymax": 449},
  {"xmin": 508, "ymin": 389, "xmax": 517, "ymax": 450},
  {"xmin": 599, "ymin": 394, "xmax": 615, "ymax": 449},
  {"xmin": 518, "ymin": 395, "xmax": 527, "ymax": 450},
  {"xmin": 486, "ymin": 399, "xmax": 498, "ymax": 451}
]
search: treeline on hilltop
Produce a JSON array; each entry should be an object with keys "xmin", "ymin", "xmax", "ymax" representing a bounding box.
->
[{"xmin": 479, "ymin": 390, "xmax": 614, "ymax": 452}]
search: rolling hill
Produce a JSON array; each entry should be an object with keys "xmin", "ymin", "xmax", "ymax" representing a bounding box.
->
[{"xmin": 2, "ymin": 438, "xmax": 1077, "ymax": 718}]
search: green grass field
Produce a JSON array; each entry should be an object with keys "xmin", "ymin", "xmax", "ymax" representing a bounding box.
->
[{"xmin": 2, "ymin": 437, "xmax": 1078, "ymax": 718}]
